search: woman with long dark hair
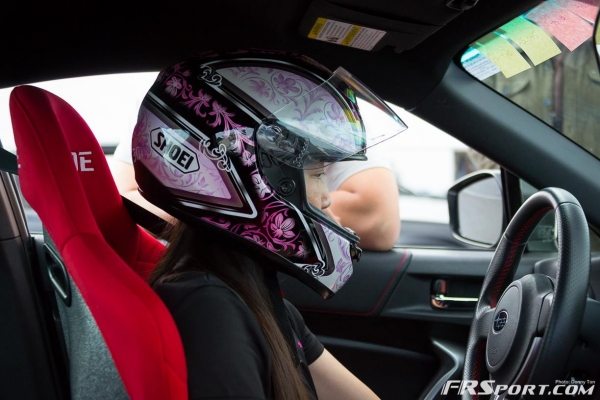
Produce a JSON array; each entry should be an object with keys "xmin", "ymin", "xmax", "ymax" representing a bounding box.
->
[{"xmin": 132, "ymin": 51, "xmax": 406, "ymax": 399}]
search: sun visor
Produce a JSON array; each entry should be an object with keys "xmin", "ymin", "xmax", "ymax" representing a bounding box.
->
[{"xmin": 299, "ymin": 0, "xmax": 468, "ymax": 53}]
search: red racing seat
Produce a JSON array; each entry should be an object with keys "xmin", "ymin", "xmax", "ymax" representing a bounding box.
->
[{"xmin": 10, "ymin": 85, "xmax": 187, "ymax": 400}]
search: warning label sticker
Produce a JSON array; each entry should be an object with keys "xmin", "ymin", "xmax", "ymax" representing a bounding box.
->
[{"xmin": 308, "ymin": 17, "xmax": 387, "ymax": 51}]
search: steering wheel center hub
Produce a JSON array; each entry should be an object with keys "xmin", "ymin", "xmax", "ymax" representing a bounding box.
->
[
  {"xmin": 487, "ymin": 286, "xmax": 521, "ymax": 370},
  {"xmin": 486, "ymin": 275, "xmax": 553, "ymax": 384}
]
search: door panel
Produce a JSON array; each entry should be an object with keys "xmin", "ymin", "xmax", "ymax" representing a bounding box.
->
[
  {"xmin": 281, "ymin": 250, "xmax": 411, "ymax": 316},
  {"xmin": 0, "ymin": 173, "xmax": 66, "ymax": 399},
  {"xmin": 382, "ymin": 249, "xmax": 554, "ymax": 325},
  {"xmin": 320, "ymin": 335, "xmax": 436, "ymax": 400},
  {"xmin": 282, "ymin": 247, "xmax": 559, "ymax": 399}
]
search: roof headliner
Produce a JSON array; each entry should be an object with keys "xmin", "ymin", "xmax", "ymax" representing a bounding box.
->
[{"xmin": 3, "ymin": 0, "xmax": 538, "ymax": 108}]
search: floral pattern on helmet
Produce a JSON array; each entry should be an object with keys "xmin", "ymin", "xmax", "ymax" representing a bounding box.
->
[
  {"xmin": 165, "ymin": 73, "xmax": 243, "ymax": 133},
  {"xmin": 298, "ymin": 222, "xmax": 352, "ymax": 293},
  {"xmin": 218, "ymin": 66, "xmax": 340, "ymax": 116},
  {"xmin": 203, "ymin": 201, "xmax": 305, "ymax": 258}
]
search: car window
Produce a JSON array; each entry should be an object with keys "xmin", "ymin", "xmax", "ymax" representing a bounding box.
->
[
  {"xmin": 461, "ymin": 1, "xmax": 600, "ymax": 160},
  {"xmin": 461, "ymin": 2, "xmax": 600, "ymax": 252},
  {"xmin": 519, "ymin": 180, "xmax": 558, "ymax": 252},
  {"xmin": 521, "ymin": 179, "xmax": 600, "ymax": 252},
  {"xmin": 377, "ymin": 105, "xmax": 496, "ymax": 248},
  {"xmin": 0, "ymin": 72, "xmax": 158, "ymax": 151},
  {"xmin": 1, "ymin": 73, "xmax": 492, "ymax": 248}
]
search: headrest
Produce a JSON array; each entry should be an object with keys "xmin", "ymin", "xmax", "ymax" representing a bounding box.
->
[{"xmin": 10, "ymin": 85, "xmax": 163, "ymax": 277}]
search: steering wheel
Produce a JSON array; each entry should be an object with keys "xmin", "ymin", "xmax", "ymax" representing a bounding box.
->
[{"xmin": 462, "ymin": 188, "xmax": 590, "ymax": 398}]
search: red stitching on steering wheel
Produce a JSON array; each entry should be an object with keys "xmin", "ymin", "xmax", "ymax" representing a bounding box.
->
[
  {"xmin": 490, "ymin": 206, "xmax": 552, "ymax": 307},
  {"xmin": 471, "ymin": 340, "xmax": 486, "ymax": 400}
]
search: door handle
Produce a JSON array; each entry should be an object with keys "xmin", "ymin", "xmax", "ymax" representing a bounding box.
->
[
  {"xmin": 431, "ymin": 294, "xmax": 478, "ymax": 309},
  {"xmin": 431, "ymin": 278, "xmax": 478, "ymax": 309}
]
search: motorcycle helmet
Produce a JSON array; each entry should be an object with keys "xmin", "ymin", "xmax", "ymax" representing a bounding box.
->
[{"xmin": 132, "ymin": 50, "xmax": 406, "ymax": 298}]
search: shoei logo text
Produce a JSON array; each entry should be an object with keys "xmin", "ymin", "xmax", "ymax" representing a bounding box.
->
[
  {"xmin": 441, "ymin": 380, "xmax": 595, "ymax": 397},
  {"xmin": 493, "ymin": 310, "xmax": 508, "ymax": 332},
  {"xmin": 151, "ymin": 128, "xmax": 199, "ymax": 173}
]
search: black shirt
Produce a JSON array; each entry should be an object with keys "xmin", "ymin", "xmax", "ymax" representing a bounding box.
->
[{"xmin": 156, "ymin": 271, "xmax": 324, "ymax": 400}]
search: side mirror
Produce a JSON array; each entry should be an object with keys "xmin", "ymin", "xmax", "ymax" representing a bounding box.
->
[{"xmin": 447, "ymin": 170, "xmax": 504, "ymax": 247}]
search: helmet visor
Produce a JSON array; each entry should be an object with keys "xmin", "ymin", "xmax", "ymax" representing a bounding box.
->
[{"xmin": 256, "ymin": 67, "xmax": 407, "ymax": 169}]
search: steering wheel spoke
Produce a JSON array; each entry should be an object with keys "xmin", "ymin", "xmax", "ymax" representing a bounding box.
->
[
  {"xmin": 473, "ymin": 306, "xmax": 496, "ymax": 339},
  {"xmin": 536, "ymin": 293, "xmax": 553, "ymax": 335}
]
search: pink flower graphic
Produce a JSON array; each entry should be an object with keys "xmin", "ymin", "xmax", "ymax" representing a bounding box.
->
[
  {"xmin": 335, "ymin": 257, "xmax": 352, "ymax": 274},
  {"xmin": 270, "ymin": 212, "xmax": 296, "ymax": 239},
  {"xmin": 166, "ymin": 76, "xmax": 183, "ymax": 96},
  {"xmin": 209, "ymin": 101, "xmax": 230, "ymax": 127},
  {"xmin": 208, "ymin": 101, "xmax": 242, "ymax": 131},
  {"xmin": 242, "ymin": 232, "xmax": 265, "ymax": 246},
  {"xmin": 295, "ymin": 243, "xmax": 307, "ymax": 257},
  {"xmin": 184, "ymin": 89, "xmax": 212, "ymax": 117},
  {"xmin": 326, "ymin": 102, "xmax": 345, "ymax": 123},
  {"xmin": 249, "ymin": 79, "xmax": 272, "ymax": 98},
  {"xmin": 273, "ymin": 73, "xmax": 300, "ymax": 95},
  {"xmin": 170, "ymin": 63, "xmax": 190, "ymax": 76},
  {"xmin": 252, "ymin": 173, "xmax": 270, "ymax": 198},
  {"xmin": 241, "ymin": 150, "xmax": 256, "ymax": 167}
]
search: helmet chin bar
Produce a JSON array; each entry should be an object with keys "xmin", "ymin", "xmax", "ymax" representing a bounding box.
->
[
  {"xmin": 257, "ymin": 147, "xmax": 360, "ymax": 244},
  {"xmin": 345, "ymin": 226, "xmax": 362, "ymax": 261}
]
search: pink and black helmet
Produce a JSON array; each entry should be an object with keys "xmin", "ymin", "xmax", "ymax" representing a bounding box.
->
[{"xmin": 132, "ymin": 51, "xmax": 406, "ymax": 298}]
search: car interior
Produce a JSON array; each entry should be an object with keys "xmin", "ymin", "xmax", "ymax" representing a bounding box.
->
[{"xmin": 1, "ymin": 0, "xmax": 600, "ymax": 399}]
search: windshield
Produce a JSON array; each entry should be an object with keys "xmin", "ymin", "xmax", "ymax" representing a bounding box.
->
[{"xmin": 461, "ymin": 0, "xmax": 600, "ymax": 159}]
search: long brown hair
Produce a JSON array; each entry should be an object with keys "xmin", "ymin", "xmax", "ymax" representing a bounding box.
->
[{"xmin": 150, "ymin": 222, "xmax": 310, "ymax": 400}]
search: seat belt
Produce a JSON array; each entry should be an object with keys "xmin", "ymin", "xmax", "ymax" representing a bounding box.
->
[
  {"xmin": 264, "ymin": 271, "xmax": 318, "ymax": 396},
  {"xmin": 264, "ymin": 271, "xmax": 299, "ymax": 362},
  {"xmin": 121, "ymin": 196, "xmax": 169, "ymax": 236}
]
